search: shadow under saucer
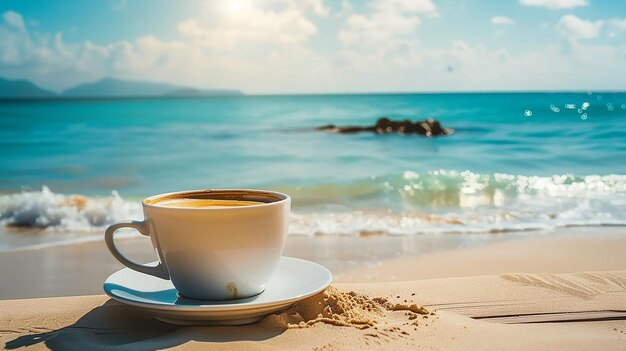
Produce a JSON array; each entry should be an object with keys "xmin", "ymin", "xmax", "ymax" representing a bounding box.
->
[{"xmin": 5, "ymin": 299, "xmax": 287, "ymax": 351}]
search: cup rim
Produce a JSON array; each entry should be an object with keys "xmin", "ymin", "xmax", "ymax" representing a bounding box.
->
[{"xmin": 142, "ymin": 188, "xmax": 290, "ymax": 211}]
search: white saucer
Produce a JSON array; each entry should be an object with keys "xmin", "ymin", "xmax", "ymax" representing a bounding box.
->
[{"xmin": 103, "ymin": 256, "xmax": 332, "ymax": 326}]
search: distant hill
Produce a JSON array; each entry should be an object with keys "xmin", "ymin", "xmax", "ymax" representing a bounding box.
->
[
  {"xmin": 62, "ymin": 78, "xmax": 243, "ymax": 98},
  {"xmin": 0, "ymin": 78, "xmax": 56, "ymax": 98},
  {"xmin": 164, "ymin": 88, "xmax": 243, "ymax": 97}
]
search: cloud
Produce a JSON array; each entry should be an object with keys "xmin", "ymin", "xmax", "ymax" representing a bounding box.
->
[
  {"xmin": 491, "ymin": 16, "xmax": 514, "ymax": 25},
  {"xmin": 177, "ymin": 5, "xmax": 317, "ymax": 49},
  {"xmin": 338, "ymin": 12, "xmax": 421, "ymax": 48},
  {"xmin": 256, "ymin": 0, "xmax": 330, "ymax": 17},
  {"xmin": 3, "ymin": 10, "xmax": 25, "ymax": 32},
  {"xmin": 368, "ymin": 0, "xmax": 436, "ymax": 14},
  {"xmin": 556, "ymin": 14, "xmax": 603, "ymax": 40},
  {"xmin": 300, "ymin": 0, "xmax": 331, "ymax": 16},
  {"xmin": 610, "ymin": 18, "xmax": 626, "ymax": 31},
  {"xmin": 335, "ymin": 0, "xmax": 437, "ymax": 75},
  {"xmin": 341, "ymin": 1, "xmax": 353, "ymax": 13},
  {"xmin": 519, "ymin": 0, "xmax": 588, "ymax": 9},
  {"xmin": 338, "ymin": 0, "xmax": 435, "ymax": 48}
]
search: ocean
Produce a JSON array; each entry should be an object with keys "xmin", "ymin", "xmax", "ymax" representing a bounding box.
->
[{"xmin": 1, "ymin": 92, "xmax": 625, "ymax": 250}]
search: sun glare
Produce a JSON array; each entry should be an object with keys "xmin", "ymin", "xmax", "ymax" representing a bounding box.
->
[{"xmin": 218, "ymin": 0, "xmax": 251, "ymax": 17}]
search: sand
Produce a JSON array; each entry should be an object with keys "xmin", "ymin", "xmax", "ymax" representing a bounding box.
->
[
  {"xmin": 1, "ymin": 270, "xmax": 625, "ymax": 350},
  {"xmin": 0, "ymin": 229, "xmax": 625, "ymax": 349},
  {"xmin": 268, "ymin": 287, "xmax": 430, "ymax": 330},
  {"xmin": 333, "ymin": 230, "xmax": 626, "ymax": 282}
]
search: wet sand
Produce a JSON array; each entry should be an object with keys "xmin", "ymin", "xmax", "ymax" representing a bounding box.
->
[{"xmin": 0, "ymin": 227, "xmax": 625, "ymax": 299}]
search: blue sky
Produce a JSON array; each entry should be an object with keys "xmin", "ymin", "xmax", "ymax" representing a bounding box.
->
[{"xmin": 1, "ymin": 0, "xmax": 625, "ymax": 93}]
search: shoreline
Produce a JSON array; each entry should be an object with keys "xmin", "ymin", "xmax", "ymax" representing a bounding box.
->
[{"xmin": 1, "ymin": 226, "xmax": 625, "ymax": 300}]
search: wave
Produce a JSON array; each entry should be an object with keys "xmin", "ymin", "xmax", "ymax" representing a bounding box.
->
[
  {"xmin": 284, "ymin": 170, "xmax": 626, "ymax": 235},
  {"xmin": 1, "ymin": 171, "xmax": 625, "ymax": 250},
  {"xmin": 275, "ymin": 170, "xmax": 626, "ymax": 209},
  {"xmin": 0, "ymin": 186, "xmax": 142, "ymax": 232}
]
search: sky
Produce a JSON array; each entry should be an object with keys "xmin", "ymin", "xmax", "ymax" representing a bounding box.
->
[{"xmin": 1, "ymin": 0, "xmax": 625, "ymax": 94}]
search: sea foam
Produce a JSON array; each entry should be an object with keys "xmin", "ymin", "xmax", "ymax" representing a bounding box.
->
[
  {"xmin": 1, "ymin": 171, "xmax": 625, "ymax": 250},
  {"xmin": 0, "ymin": 186, "xmax": 142, "ymax": 232}
]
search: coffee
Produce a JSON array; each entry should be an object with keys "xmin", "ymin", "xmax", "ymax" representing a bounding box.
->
[{"xmin": 155, "ymin": 198, "xmax": 263, "ymax": 208}]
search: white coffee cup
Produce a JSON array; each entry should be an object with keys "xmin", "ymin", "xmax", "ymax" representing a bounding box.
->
[{"xmin": 105, "ymin": 189, "xmax": 290, "ymax": 301}]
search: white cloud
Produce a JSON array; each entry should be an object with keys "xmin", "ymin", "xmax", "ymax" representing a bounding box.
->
[
  {"xmin": 519, "ymin": 0, "xmax": 588, "ymax": 9},
  {"xmin": 258, "ymin": 0, "xmax": 330, "ymax": 17},
  {"xmin": 339, "ymin": 12, "xmax": 420, "ymax": 48},
  {"xmin": 369, "ymin": 0, "xmax": 436, "ymax": 14},
  {"xmin": 341, "ymin": 1, "xmax": 353, "ymax": 13},
  {"xmin": 556, "ymin": 14, "xmax": 603, "ymax": 40},
  {"xmin": 301, "ymin": 0, "xmax": 331, "ymax": 16},
  {"xmin": 338, "ymin": 0, "xmax": 436, "ymax": 48},
  {"xmin": 3, "ymin": 11, "xmax": 25, "ymax": 32},
  {"xmin": 335, "ymin": 0, "xmax": 438, "ymax": 76},
  {"xmin": 491, "ymin": 16, "xmax": 514, "ymax": 25},
  {"xmin": 177, "ymin": 6, "xmax": 317, "ymax": 49},
  {"xmin": 610, "ymin": 18, "xmax": 626, "ymax": 31}
]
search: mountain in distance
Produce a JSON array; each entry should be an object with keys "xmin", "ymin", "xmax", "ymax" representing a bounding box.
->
[
  {"xmin": 163, "ymin": 88, "xmax": 243, "ymax": 97},
  {"xmin": 62, "ymin": 78, "xmax": 243, "ymax": 98},
  {"xmin": 0, "ymin": 77, "xmax": 243, "ymax": 99},
  {"xmin": 0, "ymin": 78, "xmax": 57, "ymax": 98}
]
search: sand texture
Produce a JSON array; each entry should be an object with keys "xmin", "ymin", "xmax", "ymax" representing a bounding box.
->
[{"xmin": 1, "ymin": 270, "xmax": 625, "ymax": 350}]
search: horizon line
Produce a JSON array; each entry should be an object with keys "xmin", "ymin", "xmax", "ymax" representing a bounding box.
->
[{"xmin": 2, "ymin": 89, "xmax": 626, "ymax": 102}]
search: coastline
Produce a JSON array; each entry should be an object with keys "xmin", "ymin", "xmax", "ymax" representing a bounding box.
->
[{"xmin": 1, "ymin": 226, "xmax": 625, "ymax": 299}]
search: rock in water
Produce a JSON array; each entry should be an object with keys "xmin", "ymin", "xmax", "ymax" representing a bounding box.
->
[{"xmin": 317, "ymin": 117, "xmax": 453, "ymax": 137}]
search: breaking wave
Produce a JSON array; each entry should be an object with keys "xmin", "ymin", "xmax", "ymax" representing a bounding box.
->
[
  {"xmin": 276, "ymin": 170, "xmax": 626, "ymax": 209},
  {"xmin": 1, "ymin": 170, "xmax": 625, "ymax": 250},
  {"xmin": 0, "ymin": 186, "xmax": 142, "ymax": 231}
]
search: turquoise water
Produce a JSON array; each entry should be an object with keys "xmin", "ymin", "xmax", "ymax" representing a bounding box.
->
[{"xmin": 1, "ymin": 92, "xmax": 626, "ymax": 248}]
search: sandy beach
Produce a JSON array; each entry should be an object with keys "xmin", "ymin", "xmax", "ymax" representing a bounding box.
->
[{"xmin": 1, "ymin": 228, "xmax": 625, "ymax": 350}]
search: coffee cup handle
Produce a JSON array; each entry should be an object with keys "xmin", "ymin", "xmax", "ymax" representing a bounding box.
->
[{"xmin": 105, "ymin": 220, "xmax": 170, "ymax": 280}]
